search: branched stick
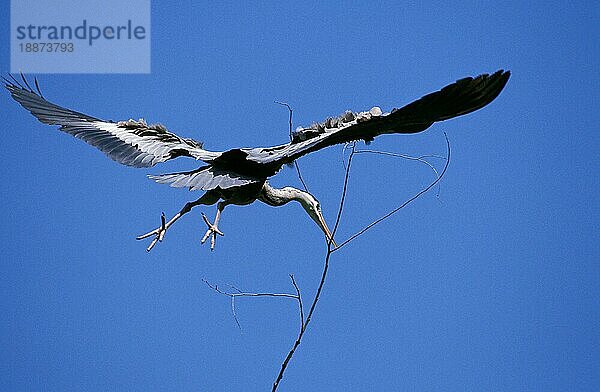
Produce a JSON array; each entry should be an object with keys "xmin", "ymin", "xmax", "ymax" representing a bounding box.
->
[
  {"xmin": 202, "ymin": 278, "xmax": 301, "ymax": 330},
  {"xmin": 333, "ymin": 132, "xmax": 451, "ymax": 251},
  {"xmin": 272, "ymin": 143, "xmax": 356, "ymax": 391},
  {"xmin": 272, "ymin": 133, "xmax": 451, "ymax": 390},
  {"xmin": 204, "ymin": 131, "xmax": 451, "ymax": 391}
]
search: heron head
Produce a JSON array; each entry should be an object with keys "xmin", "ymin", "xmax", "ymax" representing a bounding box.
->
[{"xmin": 293, "ymin": 190, "xmax": 337, "ymax": 248}]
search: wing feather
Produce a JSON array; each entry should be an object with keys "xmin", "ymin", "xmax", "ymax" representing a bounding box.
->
[
  {"xmin": 4, "ymin": 77, "xmax": 220, "ymax": 167},
  {"xmin": 245, "ymin": 70, "xmax": 510, "ymax": 165},
  {"xmin": 149, "ymin": 166, "xmax": 259, "ymax": 191}
]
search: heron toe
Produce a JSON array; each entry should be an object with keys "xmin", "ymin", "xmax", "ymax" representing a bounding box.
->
[
  {"xmin": 136, "ymin": 212, "xmax": 168, "ymax": 252},
  {"xmin": 201, "ymin": 213, "xmax": 224, "ymax": 250}
]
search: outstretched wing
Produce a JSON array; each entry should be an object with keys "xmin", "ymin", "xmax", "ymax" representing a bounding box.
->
[
  {"xmin": 4, "ymin": 75, "xmax": 220, "ymax": 168},
  {"xmin": 148, "ymin": 166, "xmax": 261, "ymax": 191},
  {"xmin": 244, "ymin": 70, "xmax": 510, "ymax": 165}
]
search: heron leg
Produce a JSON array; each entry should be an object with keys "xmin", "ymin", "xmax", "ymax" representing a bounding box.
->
[
  {"xmin": 136, "ymin": 193, "xmax": 218, "ymax": 252},
  {"xmin": 200, "ymin": 201, "xmax": 229, "ymax": 251}
]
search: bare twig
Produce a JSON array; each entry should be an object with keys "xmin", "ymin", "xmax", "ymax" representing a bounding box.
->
[
  {"xmin": 331, "ymin": 142, "xmax": 356, "ymax": 240},
  {"xmin": 275, "ymin": 101, "xmax": 309, "ymax": 192},
  {"xmin": 289, "ymin": 274, "xmax": 304, "ymax": 332},
  {"xmin": 354, "ymin": 149, "xmax": 443, "ymax": 180},
  {"xmin": 202, "ymin": 278, "xmax": 300, "ymax": 330},
  {"xmin": 273, "ymin": 133, "xmax": 450, "ymax": 390},
  {"xmin": 333, "ymin": 132, "xmax": 451, "ymax": 251},
  {"xmin": 341, "ymin": 142, "xmax": 354, "ymax": 170},
  {"xmin": 272, "ymin": 142, "xmax": 357, "ymax": 391},
  {"xmin": 353, "ymin": 149, "xmax": 445, "ymax": 197}
]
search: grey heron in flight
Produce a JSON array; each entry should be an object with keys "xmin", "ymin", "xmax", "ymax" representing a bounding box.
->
[{"xmin": 4, "ymin": 70, "xmax": 510, "ymax": 251}]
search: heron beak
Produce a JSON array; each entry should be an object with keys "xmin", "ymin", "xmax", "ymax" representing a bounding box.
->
[{"xmin": 314, "ymin": 210, "xmax": 338, "ymax": 248}]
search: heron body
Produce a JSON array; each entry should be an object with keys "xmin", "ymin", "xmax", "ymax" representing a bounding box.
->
[{"xmin": 4, "ymin": 70, "xmax": 510, "ymax": 251}]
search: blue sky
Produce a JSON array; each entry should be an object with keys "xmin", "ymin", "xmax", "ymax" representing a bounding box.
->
[{"xmin": 1, "ymin": 1, "xmax": 598, "ymax": 391}]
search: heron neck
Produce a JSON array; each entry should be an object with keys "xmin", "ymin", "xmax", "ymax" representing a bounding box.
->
[{"xmin": 259, "ymin": 182, "xmax": 307, "ymax": 207}]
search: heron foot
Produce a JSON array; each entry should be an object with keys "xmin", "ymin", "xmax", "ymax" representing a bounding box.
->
[
  {"xmin": 200, "ymin": 212, "xmax": 224, "ymax": 251},
  {"xmin": 136, "ymin": 212, "xmax": 168, "ymax": 252}
]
